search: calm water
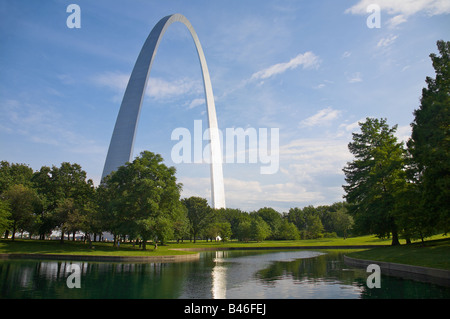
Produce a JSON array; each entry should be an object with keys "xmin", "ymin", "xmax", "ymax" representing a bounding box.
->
[{"xmin": 1, "ymin": 250, "xmax": 449, "ymax": 299}]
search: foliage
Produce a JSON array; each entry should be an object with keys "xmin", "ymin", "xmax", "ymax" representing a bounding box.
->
[
  {"xmin": 0, "ymin": 199, "xmax": 11, "ymax": 236},
  {"xmin": 343, "ymin": 118, "xmax": 407, "ymax": 245},
  {"xmin": 250, "ymin": 216, "xmax": 271, "ymax": 242},
  {"xmin": 101, "ymin": 151, "xmax": 186, "ymax": 249},
  {"xmin": 278, "ymin": 219, "xmax": 300, "ymax": 240},
  {"xmin": 407, "ymin": 40, "xmax": 450, "ymax": 235},
  {"xmin": 0, "ymin": 161, "xmax": 34, "ymax": 194},
  {"xmin": 182, "ymin": 196, "xmax": 213, "ymax": 243},
  {"xmin": 2, "ymin": 184, "xmax": 41, "ymax": 240}
]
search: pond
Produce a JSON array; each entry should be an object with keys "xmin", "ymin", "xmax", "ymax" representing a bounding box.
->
[{"xmin": 1, "ymin": 250, "xmax": 449, "ymax": 299}]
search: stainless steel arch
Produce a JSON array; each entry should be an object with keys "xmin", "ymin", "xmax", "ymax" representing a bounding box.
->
[{"xmin": 101, "ymin": 14, "xmax": 226, "ymax": 209}]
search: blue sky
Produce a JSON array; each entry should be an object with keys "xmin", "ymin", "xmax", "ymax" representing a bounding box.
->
[{"xmin": 1, "ymin": 0, "xmax": 449, "ymax": 212}]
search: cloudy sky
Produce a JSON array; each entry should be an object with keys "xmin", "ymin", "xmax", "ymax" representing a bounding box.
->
[{"xmin": 1, "ymin": 0, "xmax": 448, "ymax": 212}]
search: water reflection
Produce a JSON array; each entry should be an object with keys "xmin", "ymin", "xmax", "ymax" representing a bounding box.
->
[
  {"xmin": 211, "ymin": 251, "xmax": 227, "ymax": 299},
  {"xmin": 1, "ymin": 250, "xmax": 449, "ymax": 299}
]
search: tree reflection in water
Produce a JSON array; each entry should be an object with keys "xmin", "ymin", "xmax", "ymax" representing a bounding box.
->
[{"xmin": 1, "ymin": 250, "xmax": 449, "ymax": 299}]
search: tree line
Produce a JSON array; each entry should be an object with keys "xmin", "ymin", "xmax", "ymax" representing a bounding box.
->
[
  {"xmin": 342, "ymin": 40, "xmax": 449, "ymax": 245},
  {"xmin": 0, "ymin": 152, "xmax": 353, "ymax": 247}
]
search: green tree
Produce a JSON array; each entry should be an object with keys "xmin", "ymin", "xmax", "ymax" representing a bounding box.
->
[
  {"xmin": 3, "ymin": 184, "xmax": 41, "ymax": 240},
  {"xmin": 278, "ymin": 219, "xmax": 300, "ymax": 240},
  {"xmin": 215, "ymin": 208, "xmax": 250, "ymax": 240},
  {"xmin": 0, "ymin": 161, "xmax": 34, "ymax": 194},
  {"xmin": 55, "ymin": 198, "xmax": 78, "ymax": 243},
  {"xmin": 250, "ymin": 216, "xmax": 271, "ymax": 242},
  {"xmin": 287, "ymin": 207, "xmax": 307, "ymax": 232},
  {"xmin": 329, "ymin": 208, "xmax": 353, "ymax": 239},
  {"xmin": 304, "ymin": 213, "xmax": 324, "ymax": 239},
  {"xmin": 407, "ymin": 40, "xmax": 450, "ymax": 234},
  {"xmin": 394, "ymin": 182, "xmax": 431, "ymax": 243},
  {"xmin": 173, "ymin": 207, "xmax": 190, "ymax": 243},
  {"xmin": 102, "ymin": 151, "xmax": 184, "ymax": 249},
  {"xmin": 236, "ymin": 220, "xmax": 252, "ymax": 242},
  {"xmin": 343, "ymin": 118, "xmax": 407, "ymax": 245},
  {"xmin": 182, "ymin": 196, "xmax": 214, "ymax": 243},
  {"xmin": 254, "ymin": 207, "xmax": 282, "ymax": 239},
  {"xmin": 32, "ymin": 163, "xmax": 94, "ymax": 240},
  {"xmin": 0, "ymin": 199, "xmax": 11, "ymax": 237}
]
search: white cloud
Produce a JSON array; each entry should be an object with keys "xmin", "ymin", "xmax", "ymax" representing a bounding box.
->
[
  {"xmin": 346, "ymin": 0, "xmax": 450, "ymax": 26},
  {"xmin": 279, "ymin": 137, "xmax": 352, "ymax": 203},
  {"xmin": 387, "ymin": 14, "xmax": 408, "ymax": 27},
  {"xmin": 179, "ymin": 175, "xmax": 323, "ymax": 211},
  {"xmin": 92, "ymin": 71, "xmax": 129, "ymax": 92},
  {"xmin": 299, "ymin": 107, "xmax": 342, "ymax": 127},
  {"xmin": 251, "ymin": 51, "xmax": 320, "ymax": 80},
  {"xmin": 147, "ymin": 77, "xmax": 201, "ymax": 99},
  {"xmin": 281, "ymin": 138, "xmax": 351, "ymax": 168},
  {"xmin": 342, "ymin": 51, "xmax": 352, "ymax": 58},
  {"xmin": 188, "ymin": 98, "xmax": 205, "ymax": 109},
  {"xmin": 0, "ymin": 99, "xmax": 105, "ymax": 155},
  {"xmin": 314, "ymin": 83, "xmax": 326, "ymax": 89},
  {"xmin": 395, "ymin": 124, "xmax": 412, "ymax": 144},
  {"xmin": 92, "ymin": 72, "xmax": 201, "ymax": 99},
  {"xmin": 348, "ymin": 72, "xmax": 363, "ymax": 83},
  {"xmin": 337, "ymin": 119, "xmax": 364, "ymax": 136},
  {"xmin": 377, "ymin": 34, "xmax": 398, "ymax": 47}
]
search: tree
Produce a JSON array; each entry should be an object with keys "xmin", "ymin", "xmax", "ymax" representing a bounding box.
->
[
  {"xmin": 182, "ymin": 196, "xmax": 214, "ymax": 243},
  {"xmin": 287, "ymin": 207, "xmax": 307, "ymax": 232},
  {"xmin": 55, "ymin": 198, "xmax": 78, "ymax": 243},
  {"xmin": 32, "ymin": 163, "xmax": 94, "ymax": 240},
  {"xmin": 254, "ymin": 207, "xmax": 282, "ymax": 239},
  {"xmin": 0, "ymin": 161, "xmax": 34, "ymax": 194},
  {"xmin": 173, "ymin": 207, "xmax": 190, "ymax": 243},
  {"xmin": 101, "ymin": 151, "xmax": 184, "ymax": 249},
  {"xmin": 250, "ymin": 216, "xmax": 271, "ymax": 242},
  {"xmin": 215, "ymin": 208, "xmax": 250, "ymax": 240},
  {"xmin": 0, "ymin": 199, "xmax": 11, "ymax": 237},
  {"xmin": 407, "ymin": 40, "xmax": 450, "ymax": 234},
  {"xmin": 304, "ymin": 214, "xmax": 324, "ymax": 239},
  {"xmin": 236, "ymin": 220, "xmax": 252, "ymax": 242},
  {"xmin": 3, "ymin": 184, "xmax": 41, "ymax": 240},
  {"xmin": 329, "ymin": 208, "xmax": 353, "ymax": 239},
  {"xmin": 343, "ymin": 118, "xmax": 407, "ymax": 245},
  {"xmin": 278, "ymin": 219, "xmax": 300, "ymax": 240}
]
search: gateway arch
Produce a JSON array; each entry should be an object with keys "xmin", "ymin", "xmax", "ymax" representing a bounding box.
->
[{"xmin": 101, "ymin": 14, "xmax": 226, "ymax": 209}]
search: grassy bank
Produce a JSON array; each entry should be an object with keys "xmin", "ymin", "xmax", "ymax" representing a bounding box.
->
[
  {"xmin": 0, "ymin": 239, "xmax": 195, "ymax": 257},
  {"xmin": 0, "ymin": 235, "xmax": 390, "ymax": 257},
  {"xmin": 346, "ymin": 237, "xmax": 450, "ymax": 270},
  {"xmin": 1, "ymin": 234, "xmax": 448, "ymax": 266}
]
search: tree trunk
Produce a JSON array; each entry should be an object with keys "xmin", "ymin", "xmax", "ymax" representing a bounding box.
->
[
  {"xmin": 11, "ymin": 222, "xmax": 16, "ymax": 241},
  {"xmin": 391, "ymin": 229, "xmax": 400, "ymax": 246}
]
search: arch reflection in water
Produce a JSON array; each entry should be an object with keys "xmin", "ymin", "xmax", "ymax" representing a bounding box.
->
[
  {"xmin": 208, "ymin": 250, "xmax": 325, "ymax": 299},
  {"xmin": 211, "ymin": 251, "xmax": 227, "ymax": 299}
]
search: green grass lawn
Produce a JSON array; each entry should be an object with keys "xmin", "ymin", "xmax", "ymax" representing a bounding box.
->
[
  {"xmin": 346, "ymin": 237, "xmax": 450, "ymax": 270},
  {"xmin": 0, "ymin": 239, "xmax": 196, "ymax": 257},
  {"xmin": 0, "ymin": 234, "xmax": 390, "ymax": 257}
]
